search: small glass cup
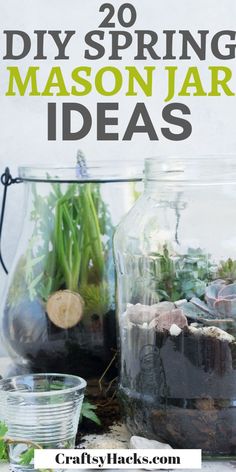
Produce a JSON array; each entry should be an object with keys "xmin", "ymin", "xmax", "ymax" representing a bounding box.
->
[{"xmin": 0, "ymin": 373, "xmax": 86, "ymax": 471}]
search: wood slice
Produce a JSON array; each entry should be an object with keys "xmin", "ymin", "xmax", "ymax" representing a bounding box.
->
[{"xmin": 46, "ymin": 290, "xmax": 84, "ymax": 329}]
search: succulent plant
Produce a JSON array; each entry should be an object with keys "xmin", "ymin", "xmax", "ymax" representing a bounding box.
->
[
  {"xmin": 217, "ymin": 258, "xmax": 236, "ymax": 284},
  {"xmin": 205, "ymin": 282, "xmax": 236, "ymax": 318},
  {"xmin": 171, "ymin": 279, "xmax": 236, "ymax": 329},
  {"xmin": 149, "ymin": 246, "xmax": 211, "ymax": 303}
]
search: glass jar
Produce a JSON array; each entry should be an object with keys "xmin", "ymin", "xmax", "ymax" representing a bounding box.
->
[
  {"xmin": 1, "ymin": 162, "xmax": 142, "ymax": 392},
  {"xmin": 114, "ymin": 156, "xmax": 236, "ymax": 458},
  {"xmin": 0, "ymin": 373, "xmax": 86, "ymax": 472}
]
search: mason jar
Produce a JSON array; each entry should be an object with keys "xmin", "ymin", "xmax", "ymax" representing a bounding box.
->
[
  {"xmin": 0, "ymin": 161, "xmax": 142, "ymax": 394},
  {"xmin": 114, "ymin": 156, "xmax": 236, "ymax": 458}
]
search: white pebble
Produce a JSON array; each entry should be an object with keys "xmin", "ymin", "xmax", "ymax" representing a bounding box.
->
[{"xmin": 169, "ymin": 324, "xmax": 182, "ymax": 336}]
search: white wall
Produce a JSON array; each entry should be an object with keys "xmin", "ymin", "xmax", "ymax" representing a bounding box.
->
[{"xmin": 1, "ymin": 0, "xmax": 236, "ymax": 353}]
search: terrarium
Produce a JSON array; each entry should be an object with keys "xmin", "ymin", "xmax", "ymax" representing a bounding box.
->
[
  {"xmin": 114, "ymin": 156, "xmax": 236, "ymax": 458},
  {"xmin": 0, "ymin": 159, "xmax": 142, "ymax": 388}
]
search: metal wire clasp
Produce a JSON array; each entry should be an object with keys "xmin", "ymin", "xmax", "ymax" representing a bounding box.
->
[{"xmin": 0, "ymin": 168, "xmax": 22, "ymax": 274}]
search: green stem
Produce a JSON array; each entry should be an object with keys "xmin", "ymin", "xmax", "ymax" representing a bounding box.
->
[
  {"xmin": 80, "ymin": 235, "xmax": 91, "ymax": 286},
  {"xmin": 55, "ymin": 202, "xmax": 71, "ymax": 287},
  {"xmin": 80, "ymin": 184, "xmax": 104, "ymax": 280},
  {"xmin": 51, "ymin": 182, "xmax": 105, "ymax": 293},
  {"xmin": 62, "ymin": 202, "xmax": 82, "ymax": 291}
]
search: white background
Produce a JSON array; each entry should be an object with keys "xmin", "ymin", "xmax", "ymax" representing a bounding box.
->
[{"xmin": 1, "ymin": 0, "xmax": 236, "ymax": 353}]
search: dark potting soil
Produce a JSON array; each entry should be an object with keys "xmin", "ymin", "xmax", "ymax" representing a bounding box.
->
[
  {"xmin": 78, "ymin": 396, "xmax": 121, "ymax": 441},
  {"xmin": 76, "ymin": 377, "xmax": 121, "ymax": 444},
  {"xmin": 120, "ymin": 328, "xmax": 236, "ymax": 457},
  {"xmin": 3, "ymin": 302, "xmax": 117, "ymax": 382}
]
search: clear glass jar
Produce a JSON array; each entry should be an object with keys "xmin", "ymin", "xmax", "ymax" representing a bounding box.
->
[
  {"xmin": 114, "ymin": 156, "xmax": 236, "ymax": 458},
  {"xmin": 1, "ymin": 162, "xmax": 142, "ymax": 393}
]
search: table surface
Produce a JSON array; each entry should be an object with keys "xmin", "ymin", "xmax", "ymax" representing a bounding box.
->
[{"xmin": 0, "ymin": 358, "xmax": 235, "ymax": 472}]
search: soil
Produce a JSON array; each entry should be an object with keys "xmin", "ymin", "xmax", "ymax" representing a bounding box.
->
[
  {"xmin": 3, "ymin": 304, "xmax": 117, "ymax": 382},
  {"xmin": 120, "ymin": 326, "xmax": 236, "ymax": 457},
  {"xmin": 77, "ymin": 378, "xmax": 121, "ymax": 444},
  {"xmin": 121, "ymin": 393, "xmax": 236, "ymax": 457}
]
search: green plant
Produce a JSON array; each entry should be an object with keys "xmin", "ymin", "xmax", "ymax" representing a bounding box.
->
[
  {"xmin": 19, "ymin": 447, "xmax": 35, "ymax": 466},
  {"xmin": 149, "ymin": 245, "xmax": 213, "ymax": 302},
  {"xmin": 81, "ymin": 401, "xmax": 101, "ymax": 425},
  {"xmin": 0, "ymin": 421, "xmax": 43, "ymax": 467},
  {"xmin": 0, "ymin": 422, "xmax": 8, "ymax": 462},
  {"xmin": 205, "ymin": 281, "xmax": 236, "ymax": 317},
  {"xmin": 217, "ymin": 258, "xmax": 236, "ymax": 283},
  {"xmin": 33, "ymin": 183, "xmax": 105, "ymax": 297},
  {"xmin": 9, "ymin": 177, "xmax": 114, "ymax": 318}
]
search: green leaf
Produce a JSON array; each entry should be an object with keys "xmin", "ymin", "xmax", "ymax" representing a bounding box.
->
[
  {"xmin": 82, "ymin": 409, "xmax": 101, "ymax": 425},
  {"xmin": 0, "ymin": 422, "xmax": 9, "ymax": 462},
  {"xmin": 0, "ymin": 422, "xmax": 8, "ymax": 440},
  {"xmin": 28, "ymin": 271, "xmax": 44, "ymax": 290},
  {"xmin": 81, "ymin": 401, "xmax": 101, "ymax": 425},
  {"xmin": 19, "ymin": 447, "xmax": 35, "ymax": 466},
  {"xmin": 82, "ymin": 401, "xmax": 97, "ymax": 411},
  {"xmin": 0, "ymin": 440, "xmax": 9, "ymax": 462}
]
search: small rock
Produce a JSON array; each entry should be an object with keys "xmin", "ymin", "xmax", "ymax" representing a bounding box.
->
[
  {"xmin": 169, "ymin": 324, "xmax": 182, "ymax": 336},
  {"xmin": 202, "ymin": 326, "xmax": 235, "ymax": 343},
  {"xmin": 188, "ymin": 325, "xmax": 203, "ymax": 336},
  {"xmin": 174, "ymin": 299, "xmax": 187, "ymax": 307},
  {"xmin": 149, "ymin": 318, "xmax": 159, "ymax": 330},
  {"xmin": 130, "ymin": 436, "xmax": 172, "ymax": 450},
  {"xmin": 127, "ymin": 302, "xmax": 175, "ymax": 325},
  {"xmin": 154, "ymin": 309, "xmax": 188, "ymax": 332},
  {"xmin": 155, "ymin": 301, "xmax": 175, "ymax": 314},
  {"xmin": 127, "ymin": 304, "xmax": 158, "ymax": 324},
  {"xmin": 188, "ymin": 325, "xmax": 235, "ymax": 342}
]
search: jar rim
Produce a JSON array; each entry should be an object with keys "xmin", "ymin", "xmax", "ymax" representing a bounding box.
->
[
  {"xmin": 145, "ymin": 155, "xmax": 236, "ymax": 184},
  {"xmin": 18, "ymin": 161, "xmax": 144, "ymax": 183}
]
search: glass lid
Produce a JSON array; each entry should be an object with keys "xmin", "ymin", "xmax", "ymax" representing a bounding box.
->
[{"xmin": 18, "ymin": 160, "xmax": 144, "ymax": 183}]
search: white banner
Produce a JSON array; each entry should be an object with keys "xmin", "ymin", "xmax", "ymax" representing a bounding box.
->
[{"xmin": 34, "ymin": 448, "xmax": 202, "ymax": 469}]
